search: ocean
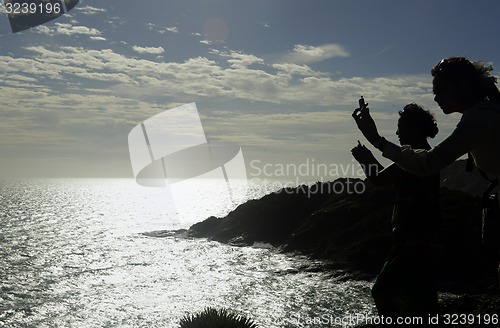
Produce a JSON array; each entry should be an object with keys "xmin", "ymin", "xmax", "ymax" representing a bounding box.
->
[{"xmin": 0, "ymin": 178, "xmax": 376, "ymax": 327}]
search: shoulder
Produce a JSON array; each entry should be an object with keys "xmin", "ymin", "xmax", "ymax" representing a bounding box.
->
[
  {"xmin": 456, "ymin": 101, "xmax": 500, "ymax": 133},
  {"xmin": 463, "ymin": 101, "xmax": 500, "ymax": 120}
]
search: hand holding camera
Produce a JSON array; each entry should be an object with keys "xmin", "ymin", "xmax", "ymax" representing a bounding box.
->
[{"xmin": 352, "ymin": 96, "xmax": 383, "ymax": 145}]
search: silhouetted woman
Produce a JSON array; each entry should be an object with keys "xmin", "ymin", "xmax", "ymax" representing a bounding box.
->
[{"xmin": 352, "ymin": 103, "xmax": 441, "ymax": 317}]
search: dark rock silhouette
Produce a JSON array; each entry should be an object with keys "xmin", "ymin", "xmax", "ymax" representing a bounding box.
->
[
  {"xmin": 189, "ymin": 177, "xmax": 487, "ymax": 281},
  {"xmin": 188, "ymin": 162, "xmax": 500, "ymax": 317},
  {"xmin": 190, "ymin": 180, "xmax": 344, "ymax": 248}
]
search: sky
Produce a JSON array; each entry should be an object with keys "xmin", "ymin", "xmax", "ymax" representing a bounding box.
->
[{"xmin": 1, "ymin": 0, "xmax": 500, "ymax": 181}]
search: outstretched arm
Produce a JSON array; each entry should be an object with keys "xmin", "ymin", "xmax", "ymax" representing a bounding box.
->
[
  {"xmin": 382, "ymin": 111, "xmax": 485, "ymax": 176},
  {"xmin": 352, "ymin": 143, "xmax": 410, "ymax": 186},
  {"xmin": 353, "ymin": 105, "xmax": 489, "ymax": 177}
]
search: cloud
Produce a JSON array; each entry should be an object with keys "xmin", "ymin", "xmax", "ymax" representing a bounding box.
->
[
  {"xmin": 32, "ymin": 25, "xmax": 52, "ymax": 35},
  {"xmin": 147, "ymin": 23, "xmax": 179, "ymax": 34},
  {"xmin": 286, "ymin": 44, "xmax": 350, "ymax": 64},
  {"xmin": 0, "ymin": 44, "xmax": 450, "ymax": 178},
  {"xmin": 32, "ymin": 23, "xmax": 102, "ymax": 37},
  {"xmin": 76, "ymin": 5, "xmax": 107, "ymax": 15},
  {"xmin": 5, "ymin": 45, "xmax": 432, "ymax": 110},
  {"xmin": 213, "ymin": 50, "xmax": 264, "ymax": 68},
  {"xmin": 55, "ymin": 23, "xmax": 102, "ymax": 36},
  {"xmin": 272, "ymin": 62, "xmax": 330, "ymax": 78},
  {"xmin": 159, "ymin": 26, "xmax": 178, "ymax": 34},
  {"xmin": 132, "ymin": 46, "xmax": 165, "ymax": 55},
  {"xmin": 0, "ymin": 46, "xmax": 435, "ymax": 132}
]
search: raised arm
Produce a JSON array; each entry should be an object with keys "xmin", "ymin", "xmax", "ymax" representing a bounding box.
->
[{"xmin": 381, "ymin": 109, "xmax": 486, "ymax": 176}]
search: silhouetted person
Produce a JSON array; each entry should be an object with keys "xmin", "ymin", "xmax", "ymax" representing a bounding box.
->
[
  {"xmin": 353, "ymin": 57, "xmax": 500, "ymax": 289},
  {"xmin": 352, "ymin": 103, "xmax": 442, "ymax": 317}
]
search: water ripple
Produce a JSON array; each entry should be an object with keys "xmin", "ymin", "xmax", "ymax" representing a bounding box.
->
[{"xmin": 0, "ymin": 179, "xmax": 375, "ymax": 327}]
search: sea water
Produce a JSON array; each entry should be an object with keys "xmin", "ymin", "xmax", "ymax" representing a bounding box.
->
[{"xmin": 0, "ymin": 179, "xmax": 376, "ymax": 327}]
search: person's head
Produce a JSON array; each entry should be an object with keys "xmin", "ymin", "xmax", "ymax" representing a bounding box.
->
[
  {"xmin": 431, "ymin": 57, "xmax": 500, "ymax": 114},
  {"xmin": 396, "ymin": 103, "xmax": 438, "ymax": 146}
]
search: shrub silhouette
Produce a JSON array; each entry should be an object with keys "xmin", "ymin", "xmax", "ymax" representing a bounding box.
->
[{"xmin": 179, "ymin": 307, "xmax": 258, "ymax": 328}]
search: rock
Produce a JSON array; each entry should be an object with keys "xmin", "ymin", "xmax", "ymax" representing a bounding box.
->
[
  {"xmin": 188, "ymin": 174, "xmax": 499, "ymax": 294},
  {"xmin": 189, "ymin": 180, "xmax": 354, "ymax": 246},
  {"xmin": 188, "ymin": 215, "xmax": 221, "ymax": 238},
  {"xmin": 283, "ymin": 182, "xmax": 395, "ymax": 275}
]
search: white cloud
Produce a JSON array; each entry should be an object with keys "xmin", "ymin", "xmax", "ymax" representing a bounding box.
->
[
  {"xmin": 215, "ymin": 50, "xmax": 264, "ymax": 68},
  {"xmin": 32, "ymin": 25, "xmax": 52, "ymax": 35},
  {"xmin": 5, "ymin": 46, "xmax": 432, "ymax": 110},
  {"xmin": 286, "ymin": 44, "xmax": 350, "ymax": 64},
  {"xmin": 272, "ymin": 63, "xmax": 329, "ymax": 77},
  {"xmin": 147, "ymin": 23, "xmax": 179, "ymax": 34},
  {"xmin": 77, "ymin": 5, "xmax": 107, "ymax": 15},
  {"xmin": 32, "ymin": 23, "xmax": 102, "ymax": 37},
  {"xmin": 55, "ymin": 23, "xmax": 102, "ymax": 36},
  {"xmin": 159, "ymin": 26, "xmax": 178, "ymax": 34},
  {"xmin": 132, "ymin": 46, "xmax": 165, "ymax": 55}
]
